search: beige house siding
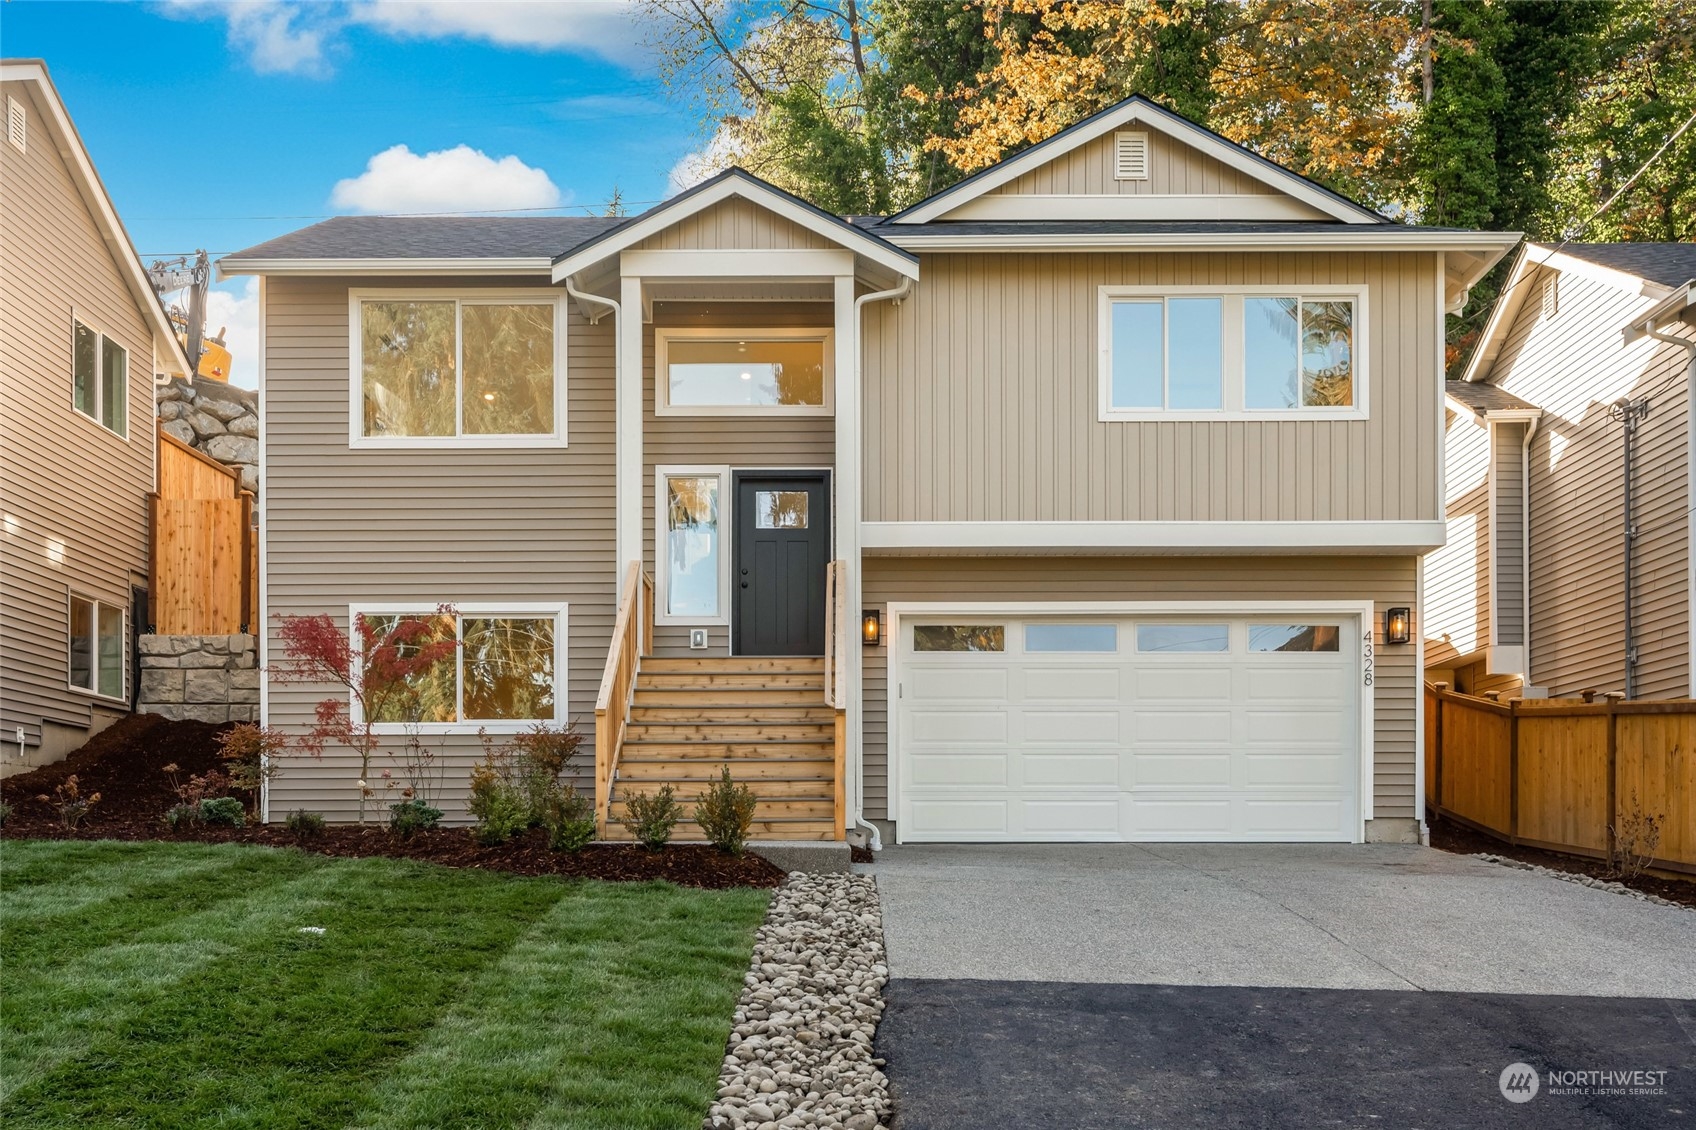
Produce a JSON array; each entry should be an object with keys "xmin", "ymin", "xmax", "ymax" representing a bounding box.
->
[
  {"xmin": 1493, "ymin": 421, "xmax": 1527, "ymax": 647},
  {"xmin": 1486, "ymin": 269, "xmax": 1690, "ymax": 698},
  {"xmin": 261, "ymin": 276, "xmax": 615, "ymax": 820},
  {"xmin": 631, "ymin": 197, "xmax": 835, "ymax": 252},
  {"xmin": 859, "ymin": 555, "xmax": 1419, "ymax": 824},
  {"xmin": 862, "ymin": 251, "xmax": 1440, "ymax": 523},
  {"xmin": 0, "ymin": 77, "xmax": 156, "ymax": 763},
  {"xmin": 990, "ymin": 128, "xmax": 1277, "ymax": 197},
  {"xmin": 642, "ymin": 302, "xmax": 835, "ymax": 657}
]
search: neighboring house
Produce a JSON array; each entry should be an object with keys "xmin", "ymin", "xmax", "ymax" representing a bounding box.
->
[
  {"xmin": 0, "ymin": 59, "xmax": 192, "ymax": 772},
  {"xmin": 1427, "ymin": 244, "xmax": 1696, "ymax": 701},
  {"xmin": 220, "ymin": 96, "xmax": 1516, "ymax": 844}
]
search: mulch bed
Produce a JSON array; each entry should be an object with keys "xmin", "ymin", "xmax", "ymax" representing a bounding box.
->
[
  {"xmin": 1, "ymin": 714, "xmax": 785, "ymax": 890},
  {"xmin": 1427, "ymin": 809, "xmax": 1696, "ymax": 910}
]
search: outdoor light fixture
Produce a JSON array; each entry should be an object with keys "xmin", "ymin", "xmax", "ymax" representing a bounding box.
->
[
  {"xmin": 1385, "ymin": 607, "xmax": 1412, "ymax": 645},
  {"xmin": 862, "ymin": 610, "xmax": 881, "ymax": 646}
]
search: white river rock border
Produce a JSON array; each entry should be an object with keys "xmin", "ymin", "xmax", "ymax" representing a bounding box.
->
[
  {"xmin": 705, "ymin": 872, "xmax": 891, "ymax": 1130},
  {"xmin": 1474, "ymin": 853, "xmax": 1689, "ymax": 910}
]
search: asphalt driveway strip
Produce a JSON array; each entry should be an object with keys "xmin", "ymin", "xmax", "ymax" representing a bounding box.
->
[{"xmin": 877, "ymin": 979, "xmax": 1696, "ymax": 1129}]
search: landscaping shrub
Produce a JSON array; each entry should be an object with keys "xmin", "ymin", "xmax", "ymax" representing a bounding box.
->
[
  {"xmin": 509, "ymin": 723, "xmax": 582, "ymax": 822},
  {"xmin": 694, "ymin": 766, "xmax": 758, "ymax": 855},
  {"xmin": 217, "ymin": 723, "xmax": 287, "ymax": 808},
  {"xmin": 198, "ymin": 797, "xmax": 246, "ymax": 826},
  {"xmin": 164, "ymin": 804, "xmax": 197, "ymax": 830},
  {"xmin": 540, "ymin": 785, "xmax": 597, "ymax": 853},
  {"xmin": 467, "ymin": 760, "xmax": 529, "ymax": 846},
  {"xmin": 620, "ymin": 785, "xmax": 681, "ymax": 851},
  {"xmin": 285, "ymin": 809, "xmax": 326, "ymax": 839},
  {"xmin": 389, "ymin": 798, "xmax": 444, "ymax": 839},
  {"xmin": 1609, "ymin": 791, "xmax": 1666, "ymax": 880},
  {"xmin": 36, "ymin": 775, "xmax": 99, "ymax": 831}
]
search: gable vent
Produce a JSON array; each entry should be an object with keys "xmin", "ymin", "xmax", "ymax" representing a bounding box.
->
[
  {"xmin": 6, "ymin": 96, "xmax": 24, "ymax": 155},
  {"xmin": 1540, "ymin": 272, "xmax": 1558, "ymax": 320},
  {"xmin": 1114, "ymin": 131, "xmax": 1149, "ymax": 180}
]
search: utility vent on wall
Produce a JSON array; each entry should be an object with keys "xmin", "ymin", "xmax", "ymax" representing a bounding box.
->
[
  {"xmin": 1114, "ymin": 131, "xmax": 1149, "ymax": 180},
  {"xmin": 1540, "ymin": 272, "xmax": 1559, "ymax": 320},
  {"xmin": 6, "ymin": 96, "xmax": 24, "ymax": 154}
]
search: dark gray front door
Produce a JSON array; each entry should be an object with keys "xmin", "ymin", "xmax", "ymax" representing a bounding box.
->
[{"xmin": 733, "ymin": 472, "xmax": 830, "ymax": 656}]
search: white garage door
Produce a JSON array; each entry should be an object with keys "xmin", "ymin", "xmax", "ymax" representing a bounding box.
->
[{"xmin": 895, "ymin": 615, "xmax": 1362, "ymax": 842}]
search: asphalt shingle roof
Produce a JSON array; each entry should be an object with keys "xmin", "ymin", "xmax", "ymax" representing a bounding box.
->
[
  {"xmin": 223, "ymin": 215, "xmax": 625, "ymax": 262},
  {"xmin": 1540, "ymin": 243, "xmax": 1696, "ymax": 290},
  {"xmin": 860, "ymin": 220, "xmax": 1474, "ymax": 237},
  {"xmin": 1447, "ymin": 381, "xmax": 1539, "ymax": 414}
]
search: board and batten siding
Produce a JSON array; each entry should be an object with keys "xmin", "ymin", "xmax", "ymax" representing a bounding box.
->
[
  {"xmin": 862, "ymin": 252, "xmax": 1441, "ymax": 524},
  {"xmin": 0, "ymin": 77, "xmax": 156, "ymax": 759},
  {"xmin": 261, "ymin": 277, "xmax": 615, "ymax": 820},
  {"xmin": 1488, "ymin": 268, "xmax": 1691, "ymax": 698},
  {"xmin": 859, "ymin": 555, "xmax": 1420, "ymax": 825},
  {"xmin": 631, "ymin": 196, "xmax": 836, "ymax": 252},
  {"xmin": 989, "ymin": 128, "xmax": 1278, "ymax": 198}
]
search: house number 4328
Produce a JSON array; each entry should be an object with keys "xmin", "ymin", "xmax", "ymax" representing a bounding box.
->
[{"xmin": 1362, "ymin": 633, "xmax": 1375, "ymax": 687}]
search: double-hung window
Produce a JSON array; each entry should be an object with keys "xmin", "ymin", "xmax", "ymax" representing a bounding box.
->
[
  {"xmin": 351, "ymin": 604, "xmax": 566, "ymax": 733},
  {"xmin": 72, "ymin": 317, "xmax": 127, "ymax": 436},
  {"xmin": 68, "ymin": 594, "xmax": 125, "ymax": 700},
  {"xmin": 1100, "ymin": 286, "xmax": 1365, "ymax": 420},
  {"xmin": 351, "ymin": 291, "xmax": 565, "ymax": 446}
]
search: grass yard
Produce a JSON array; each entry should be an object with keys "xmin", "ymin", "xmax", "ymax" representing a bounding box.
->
[{"xmin": 0, "ymin": 839, "xmax": 771, "ymax": 1129}]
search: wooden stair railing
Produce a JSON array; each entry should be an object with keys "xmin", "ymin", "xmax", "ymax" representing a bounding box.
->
[
  {"xmin": 595, "ymin": 561, "xmax": 652, "ymax": 836},
  {"xmin": 823, "ymin": 560, "xmax": 848, "ymax": 840}
]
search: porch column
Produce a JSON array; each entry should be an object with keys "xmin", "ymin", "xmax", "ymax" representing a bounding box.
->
[
  {"xmin": 617, "ymin": 273, "xmax": 644, "ymax": 578},
  {"xmin": 834, "ymin": 273, "xmax": 863, "ymax": 831}
]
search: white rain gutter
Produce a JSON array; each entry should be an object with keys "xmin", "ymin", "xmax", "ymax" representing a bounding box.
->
[{"xmin": 849, "ymin": 276, "xmax": 912, "ymax": 851}]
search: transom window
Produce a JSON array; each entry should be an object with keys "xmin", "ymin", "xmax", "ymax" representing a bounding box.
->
[
  {"xmin": 656, "ymin": 328, "xmax": 832, "ymax": 415},
  {"xmin": 352, "ymin": 292, "xmax": 564, "ymax": 445},
  {"xmin": 1100, "ymin": 287, "xmax": 1365, "ymax": 419},
  {"xmin": 72, "ymin": 317, "xmax": 127, "ymax": 436},
  {"xmin": 68, "ymin": 594, "xmax": 125, "ymax": 700}
]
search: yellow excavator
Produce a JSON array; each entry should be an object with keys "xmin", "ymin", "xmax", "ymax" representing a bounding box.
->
[{"xmin": 168, "ymin": 308, "xmax": 232, "ymax": 381}]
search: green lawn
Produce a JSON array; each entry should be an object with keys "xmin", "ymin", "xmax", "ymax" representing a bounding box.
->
[{"xmin": 0, "ymin": 840, "xmax": 770, "ymax": 1130}]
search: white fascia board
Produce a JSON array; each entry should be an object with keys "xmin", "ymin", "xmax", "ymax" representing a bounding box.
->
[
  {"xmin": 861, "ymin": 520, "xmax": 1446, "ymax": 554},
  {"xmin": 3, "ymin": 62, "xmax": 193, "ymax": 378},
  {"xmin": 551, "ymin": 175, "xmax": 918, "ymax": 283},
  {"xmin": 1621, "ymin": 283, "xmax": 1694, "ymax": 343},
  {"xmin": 1460, "ymin": 247, "xmax": 1533, "ymax": 384},
  {"xmin": 621, "ymin": 248, "xmax": 855, "ymax": 278},
  {"xmin": 891, "ymin": 98, "xmax": 1383, "ymax": 226},
  {"xmin": 879, "ymin": 231, "xmax": 1522, "ymax": 254},
  {"xmin": 217, "ymin": 257, "xmax": 554, "ymax": 279}
]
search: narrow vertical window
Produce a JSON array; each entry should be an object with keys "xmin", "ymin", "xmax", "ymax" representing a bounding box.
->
[
  {"xmin": 97, "ymin": 603, "xmax": 125, "ymax": 698},
  {"xmin": 69, "ymin": 596, "xmax": 94, "ymax": 691},
  {"xmin": 73, "ymin": 320, "xmax": 97, "ymax": 418},
  {"xmin": 664, "ymin": 475, "xmax": 722, "ymax": 618},
  {"xmin": 101, "ymin": 335, "xmax": 127, "ymax": 434}
]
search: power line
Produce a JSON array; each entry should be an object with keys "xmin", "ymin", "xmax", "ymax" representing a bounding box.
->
[{"xmin": 130, "ymin": 199, "xmax": 667, "ymax": 222}]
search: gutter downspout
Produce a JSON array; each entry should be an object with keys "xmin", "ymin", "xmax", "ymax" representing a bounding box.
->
[
  {"xmin": 1639, "ymin": 323, "xmax": 1696, "ymax": 695},
  {"xmin": 849, "ymin": 276, "xmax": 911, "ymax": 851},
  {"xmin": 1610, "ymin": 395, "xmax": 1652, "ymax": 698},
  {"xmin": 1521, "ymin": 412, "xmax": 1540, "ymax": 688}
]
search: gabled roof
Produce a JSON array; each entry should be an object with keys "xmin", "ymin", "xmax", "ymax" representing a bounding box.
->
[
  {"xmin": 1552, "ymin": 243, "xmax": 1696, "ymax": 290},
  {"xmin": 220, "ymin": 216, "xmax": 622, "ymax": 275},
  {"xmin": 1, "ymin": 59, "xmax": 191, "ymax": 377},
  {"xmin": 885, "ymin": 95, "xmax": 1387, "ymax": 226},
  {"xmin": 551, "ymin": 168, "xmax": 917, "ymax": 283}
]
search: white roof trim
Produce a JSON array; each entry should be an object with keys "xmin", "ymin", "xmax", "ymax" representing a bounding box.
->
[
  {"xmin": 878, "ymin": 230, "xmax": 1521, "ymax": 253},
  {"xmin": 1622, "ymin": 283, "xmax": 1694, "ymax": 344},
  {"xmin": 1524, "ymin": 243, "xmax": 1673, "ymax": 299},
  {"xmin": 889, "ymin": 98, "xmax": 1384, "ymax": 226},
  {"xmin": 2, "ymin": 60, "xmax": 191, "ymax": 377},
  {"xmin": 218, "ymin": 257, "xmax": 553, "ymax": 279},
  {"xmin": 551, "ymin": 173, "xmax": 918, "ymax": 283}
]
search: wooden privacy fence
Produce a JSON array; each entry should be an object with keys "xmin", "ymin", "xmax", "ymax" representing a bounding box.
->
[
  {"xmin": 150, "ymin": 427, "xmax": 257, "ymax": 635},
  {"xmin": 1425, "ymin": 683, "xmax": 1695, "ymax": 874}
]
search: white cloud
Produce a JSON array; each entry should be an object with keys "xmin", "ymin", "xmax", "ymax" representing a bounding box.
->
[
  {"xmin": 163, "ymin": 1, "xmax": 338, "ymax": 77},
  {"xmin": 330, "ymin": 144, "xmax": 565, "ymax": 214},
  {"xmin": 668, "ymin": 131, "xmax": 741, "ymax": 195},
  {"xmin": 204, "ymin": 278, "xmax": 262, "ymax": 389}
]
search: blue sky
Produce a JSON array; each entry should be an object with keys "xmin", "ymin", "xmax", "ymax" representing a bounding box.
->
[{"xmin": 5, "ymin": 1, "xmax": 708, "ymax": 384}]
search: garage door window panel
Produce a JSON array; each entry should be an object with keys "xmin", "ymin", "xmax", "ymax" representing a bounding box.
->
[
  {"xmin": 913, "ymin": 625, "xmax": 1005, "ymax": 653},
  {"xmin": 1249, "ymin": 624, "xmax": 1341, "ymax": 652},
  {"xmin": 1136, "ymin": 623, "xmax": 1229, "ymax": 653},
  {"xmin": 1025, "ymin": 623, "xmax": 1118, "ymax": 653}
]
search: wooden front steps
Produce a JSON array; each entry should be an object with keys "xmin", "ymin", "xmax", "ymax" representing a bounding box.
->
[{"xmin": 605, "ymin": 656, "xmax": 840, "ymax": 843}]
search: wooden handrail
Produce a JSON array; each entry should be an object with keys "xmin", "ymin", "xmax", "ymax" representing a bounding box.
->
[
  {"xmin": 595, "ymin": 561, "xmax": 648, "ymax": 835},
  {"xmin": 822, "ymin": 560, "xmax": 848, "ymax": 838}
]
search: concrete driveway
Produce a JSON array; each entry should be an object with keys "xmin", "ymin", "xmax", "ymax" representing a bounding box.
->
[{"xmin": 865, "ymin": 844, "xmax": 1696, "ymax": 1129}]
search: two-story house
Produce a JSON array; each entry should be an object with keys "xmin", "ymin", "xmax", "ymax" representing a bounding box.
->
[
  {"xmin": 220, "ymin": 97, "xmax": 1517, "ymax": 845},
  {"xmin": 1, "ymin": 59, "xmax": 192, "ymax": 772}
]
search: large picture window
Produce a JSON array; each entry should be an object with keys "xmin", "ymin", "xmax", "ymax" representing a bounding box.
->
[
  {"xmin": 72, "ymin": 317, "xmax": 127, "ymax": 436},
  {"xmin": 352, "ymin": 292, "xmax": 563, "ymax": 445},
  {"xmin": 1100, "ymin": 287, "xmax": 1364, "ymax": 419},
  {"xmin": 352, "ymin": 604, "xmax": 565, "ymax": 732},
  {"xmin": 68, "ymin": 594, "xmax": 125, "ymax": 699},
  {"xmin": 656, "ymin": 329, "xmax": 832, "ymax": 415}
]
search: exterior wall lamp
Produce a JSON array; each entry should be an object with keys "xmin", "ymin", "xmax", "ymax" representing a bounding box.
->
[
  {"xmin": 862, "ymin": 610, "xmax": 882, "ymax": 646},
  {"xmin": 1385, "ymin": 607, "xmax": 1412, "ymax": 645}
]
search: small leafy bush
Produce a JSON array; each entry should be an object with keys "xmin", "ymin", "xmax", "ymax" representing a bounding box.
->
[
  {"xmin": 198, "ymin": 797, "xmax": 246, "ymax": 827},
  {"xmin": 694, "ymin": 765, "xmax": 759, "ymax": 855},
  {"xmin": 509, "ymin": 723, "xmax": 583, "ymax": 821},
  {"xmin": 0, "ymin": 802, "xmax": 11, "ymax": 828},
  {"xmin": 540, "ymin": 785, "xmax": 597, "ymax": 853},
  {"xmin": 620, "ymin": 784, "xmax": 681, "ymax": 851},
  {"xmin": 1609, "ymin": 791, "xmax": 1666, "ymax": 880},
  {"xmin": 37, "ymin": 776, "xmax": 99, "ymax": 831},
  {"xmin": 217, "ymin": 723, "xmax": 287, "ymax": 807},
  {"xmin": 467, "ymin": 760, "xmax": 530, "ymax": 846},
  {"xmin": 164, "ymin": 803, "xmax": 197, "ymax": 830},
  {"xmin": 389, "ymin": 798, "xmax": 443, "ymax": 839},
  {"xmin": 285, "ymin": 809, "xmax": 326, "ymax": 839}
]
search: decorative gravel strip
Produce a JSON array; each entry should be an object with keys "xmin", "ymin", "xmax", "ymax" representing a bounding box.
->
[
  {"xmin": 1475, "ymin": 853, "xmax": 1689, "ymax": 910},
  {"xmin": 706, "ymin": 872, "xmax": 891, "ymax": 1130}
]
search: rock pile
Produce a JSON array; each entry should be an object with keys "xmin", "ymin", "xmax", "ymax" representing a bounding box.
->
[
  {"xmin": 1475, "ymin": 853, "xmax": 1688, "ymax": 909},
  {"xmin": 705, "ymin": 872, "xmax": 891, "ymax": 1130},
  {"xmin": 157, "ymin": 375, "xmax": 259, "ymax": 493}
]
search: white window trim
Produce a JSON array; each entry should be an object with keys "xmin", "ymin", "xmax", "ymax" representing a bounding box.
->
[
  {"xmin": 655, "ymin": 465, "xmax": 733, "ymax": 626},
  {"xmin": 347, "ymin": 288, "xmax": 568, "ymax": 449},
  {"xmin": 70, "ymin": 310, "xmax": 130, "ymax": 439},
  {"xmin": 1097, "ymin": 284, "xmax": 1370, "ymax": 422},
  {"xmin": 654, "ymin": 325, "xmax": 836, "ymax": 417},
  {"xmin": 346, "ymin": 602, "xmax": 568, "ymax": 735},
  {"xmin": 66, "ymin": 592, "xmax": 127, "ymax": 703}
]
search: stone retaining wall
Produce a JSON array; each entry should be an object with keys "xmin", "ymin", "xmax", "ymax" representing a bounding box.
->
[
  {"xmin": 137, "ymin": 634, "xmax": 260, "ymax": 723},
  {"xmin": 157, "ymin": 375, "xmax": 260, "ymax": 494}
]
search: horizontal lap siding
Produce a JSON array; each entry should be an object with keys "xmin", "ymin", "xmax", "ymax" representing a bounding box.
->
[
  {"xmin": 859, "ymin": 555, "xmax": 1419, "ymax": 823},
  {"xmin": 1493, "ymin": 422, "xmax": 1526, "ymax": 646},
  {"xmin": 862, "ymin": 252, "xmax": 1438, "ymax": 523},
  {"xmin": 1426, "ymin": 409, "xmax": 1490, "ymax": 664},
  {"xmin": 262, "ymin": 277, "xmax": 615, "ymax": 821},
  {"xmin": 991, "ymin": 130, "xmax": 1276, "ymax": 196},
  {"xmin": 0, "ymin": 79, "xmax": 154, "ymax": 743}
]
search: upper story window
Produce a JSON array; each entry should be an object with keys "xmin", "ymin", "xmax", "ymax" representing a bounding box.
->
[
  {"xmin": 351, "ymin": 291, "xmax": 565, "ymax": 447},
  {"xmin": 72, "ymin": 317, "xmax": 127, "ymax": 437},
  {"xmin": 1099, "ymin": 286, "xmax": 1366, "ymax": 421},
  {"xmin": 655, "ymin": 328, "xmax": 833, "ymax": 416}
]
